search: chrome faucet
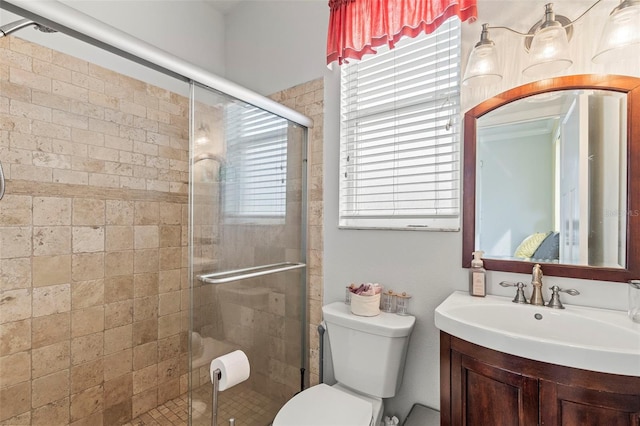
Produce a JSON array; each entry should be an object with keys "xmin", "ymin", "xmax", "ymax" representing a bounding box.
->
[
  {"xmin": 529, "ymin": 264, "xmax": 545, "ymax": 306},
  {"xmin": 547, "ymin": 285, "xmax": 580, "ymax": 309}
]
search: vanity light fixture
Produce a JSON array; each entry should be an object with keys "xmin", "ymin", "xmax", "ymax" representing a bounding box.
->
[
  {"xmin": 522, "ymin": 3, "xmax": 572, "ymax": 77},
  {"xmin": 461, "ymin": 24, "xmax": 502, "ymax": 87},
  {"xmin": 463, "ymin": 0, "xmax": 640, "ymax": 86},
  {"xmin": 592, "ymin": 0, "xmax": 640, "ymax": 63}
]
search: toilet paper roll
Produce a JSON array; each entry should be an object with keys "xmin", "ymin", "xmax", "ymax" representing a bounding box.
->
[{"xmin": 210, "ymin": 350, "xmax": 250, "ymax": 391}]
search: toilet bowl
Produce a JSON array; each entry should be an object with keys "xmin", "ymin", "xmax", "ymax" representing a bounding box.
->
[
  {"xmin": 273, "ymin": 383, "xmax": 380, "ymax": 426},
  {"xmin": 273, "ymin": 302, "xmax": 415, "ymax": 426}
]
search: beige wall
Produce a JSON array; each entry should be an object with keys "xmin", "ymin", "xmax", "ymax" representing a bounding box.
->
[{"xmin": 0, "ymin": 36, "xmax": 189, "ymax": 425}]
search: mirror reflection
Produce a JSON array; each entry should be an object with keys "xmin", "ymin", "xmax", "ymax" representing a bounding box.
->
[{"xmin": 476, "ymin": 89, "xmax": 627, "ymax": 268}]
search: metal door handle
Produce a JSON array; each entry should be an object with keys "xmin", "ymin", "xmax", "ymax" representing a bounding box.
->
[{"xmin": 198, "ymin": 262, "xmax": 306, "ymax": 284}]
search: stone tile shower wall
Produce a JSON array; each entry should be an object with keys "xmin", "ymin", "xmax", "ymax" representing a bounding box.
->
[
  {"xmin": 269, "ymin": 78, "xmax": 324, "ymax": 388},
  {"xmin": 0, "ymin": 37, "xmax": 189, "ymax": 425}
]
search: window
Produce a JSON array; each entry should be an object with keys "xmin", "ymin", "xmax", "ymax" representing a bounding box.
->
[
  {"xmin": 224, "ymin": 103, "xmax": 288, "ymax": 221},
  {"xmin": 339, "ymin": 17, "xmax": 461, "ymax": 230}
]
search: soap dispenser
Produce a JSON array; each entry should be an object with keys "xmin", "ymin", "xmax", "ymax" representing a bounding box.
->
[{"xmin": 469, "ymin": 251, "xmax": 486, "ymax": 297}]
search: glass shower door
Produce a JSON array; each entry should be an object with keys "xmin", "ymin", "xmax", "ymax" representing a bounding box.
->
[{"xmin": 189, "ymin": 82, "xmax": 307, "ymax": 426}]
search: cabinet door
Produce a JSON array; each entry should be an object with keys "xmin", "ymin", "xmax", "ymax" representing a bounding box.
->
[
  {"xmin": 451, "ymin": 351, "xmax": 539, "ymax": 426},
  {"xmin": 540, "ymin": 379, "xmax": 640, "ymax": 426}
]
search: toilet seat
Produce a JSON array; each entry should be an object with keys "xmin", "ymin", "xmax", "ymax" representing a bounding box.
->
[{"xmin": 272, "ymin": 383, "xmax": 373, "ymax": 426}]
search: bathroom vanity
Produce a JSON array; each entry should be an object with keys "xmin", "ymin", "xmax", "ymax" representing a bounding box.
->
[
  {"xmin": 440, "ymin": 332, "xmax": 640, "ymax": 425},
  {"xmin": 435, "ymin": 292, "xmax": 640, "ymax": 425},
  {"xmin": 447, "ymin": 72, "xmax": 640, "ymax": 423}
]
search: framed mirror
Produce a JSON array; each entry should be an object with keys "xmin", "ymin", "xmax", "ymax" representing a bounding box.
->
[{"xmin": 462, "ymin": 75, "xmax": 640, "ymax": 282}]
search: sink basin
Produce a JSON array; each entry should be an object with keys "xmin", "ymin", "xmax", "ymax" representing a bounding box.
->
[{"xmin": 435, "ymin": 291, "xmax": 640, "ymax": 376}]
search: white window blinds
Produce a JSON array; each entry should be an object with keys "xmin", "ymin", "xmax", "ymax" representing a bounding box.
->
[
  {"xmin": 339, "ymin": 17, "xmax": 461, "ymax": 230},
  {"xmin": 224, "ymin": 103, "xmax": 288, "ymax": 220}
]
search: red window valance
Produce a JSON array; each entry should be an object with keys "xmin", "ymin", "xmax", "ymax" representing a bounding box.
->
[{"xmin": 327, "ymin": 0, "xmax": 477, "ymax": 65}]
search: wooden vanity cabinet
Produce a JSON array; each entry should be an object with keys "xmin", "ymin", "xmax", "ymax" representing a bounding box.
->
[{"xmin": 440, "ymin": 332, "xmax": 640, "ymax": 426}]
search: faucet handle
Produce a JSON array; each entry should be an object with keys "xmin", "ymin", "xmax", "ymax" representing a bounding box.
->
[
  {"xmin": 547, "ymin": 285, "xmax": 580, "ymax": 309},
  {"xmin": 499, "ymin": 281, "xmax": 528, "ymax": 304}
]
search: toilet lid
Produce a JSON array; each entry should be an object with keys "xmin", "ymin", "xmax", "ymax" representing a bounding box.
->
[{"xmin": 273, "ymin": 384, "xmax": 372, "ymax": 426}]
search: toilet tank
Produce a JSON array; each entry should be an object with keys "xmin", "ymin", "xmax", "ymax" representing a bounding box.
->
[{"xmin": 322, "ymin": 301, "xmax": 415, "ymax": 398}]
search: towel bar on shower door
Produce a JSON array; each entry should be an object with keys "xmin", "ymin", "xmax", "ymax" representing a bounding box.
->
[{"xmin": 198, "ymin": 262, "xmax": 306, "ymax": 285}]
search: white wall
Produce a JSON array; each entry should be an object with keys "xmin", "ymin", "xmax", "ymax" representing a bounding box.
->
[
  {"xmin": 225, "ymin": 0, "xmax": 636, "ymax": 421},
  {"xmin": 224, "ymin": 0, "xmax": 328, "ymax": 95},
  {"xmin": 62, "ymin": 0, "xmax": 226, "ymax": 77}
]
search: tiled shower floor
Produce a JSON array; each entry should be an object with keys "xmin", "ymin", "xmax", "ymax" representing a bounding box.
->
[
  {"xmin": 123, "ymin": 394, "xmax": 189, "ymax": 425},
  {"xmin": 123, "ymin": 384, "xmax": 282, "ymax": 426}
]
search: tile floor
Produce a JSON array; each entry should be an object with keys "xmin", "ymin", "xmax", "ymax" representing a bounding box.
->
[
  {"xmin": 123, "ymin": 384, "xmax": 282, "ymax": 426},
  {"xmin": 123, "ymin": 395, "xmax": 189, "ymax": 426}
]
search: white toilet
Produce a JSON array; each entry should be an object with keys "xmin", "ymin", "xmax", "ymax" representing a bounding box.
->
[{"xmin": 273, "ymin": 301, "xmax": 415, "ymax": 426}]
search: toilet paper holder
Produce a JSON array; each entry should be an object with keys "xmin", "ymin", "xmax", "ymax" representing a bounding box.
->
[
  {"xmin": 211, "ymin": 369, "xmax": 237, "ymax": 426},
  {"xmin": 211, "ymin": 368, "xmax": 236, "ymax": 426},
  {"xmin": 209, "ymin": 349, "xmax": 249, "ymax": 426},
  {"xmin": 211, "ymin": 368, "xmax": 221, "ymax": 426}
]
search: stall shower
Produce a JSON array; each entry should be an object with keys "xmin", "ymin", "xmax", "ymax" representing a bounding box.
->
[{"xmin": 0, "ymin": 2, "xmax": 311, "ymax": 425}]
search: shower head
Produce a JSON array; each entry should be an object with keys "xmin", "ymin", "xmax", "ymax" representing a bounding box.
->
[
  {"xmin": 0, "ymin": 18, "xmax": 57, "ymax": 38},
  {"xmin": 34, "ymin": 24, "xmax": 57, "ymax": 34}
]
